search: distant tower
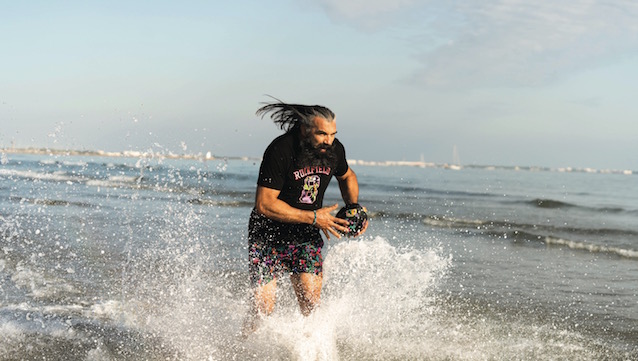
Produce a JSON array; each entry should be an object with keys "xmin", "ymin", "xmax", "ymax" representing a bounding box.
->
[{"xmin": 452, "ymin": 145, "xmax": 461, "ymax": 166}]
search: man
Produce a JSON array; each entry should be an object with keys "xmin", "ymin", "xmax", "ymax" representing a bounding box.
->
[{"xmin": 245, "ymin": 99, "xmax": 366, "ymax": 331}]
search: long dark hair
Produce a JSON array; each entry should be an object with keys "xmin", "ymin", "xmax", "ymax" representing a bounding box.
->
[{"xmin": 256, "ymin": 97, "xmax": 335, "ymax": 132}]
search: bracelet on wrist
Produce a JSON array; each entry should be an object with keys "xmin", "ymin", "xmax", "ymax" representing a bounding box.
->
[{"xmin": 312, "ymin": 210, "xmax": 317, "ymax": 226}]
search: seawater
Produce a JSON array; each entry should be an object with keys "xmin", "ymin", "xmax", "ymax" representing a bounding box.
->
[{"xmin": 0, "ymin": 153, "xmax": 636, "ymax": 360}]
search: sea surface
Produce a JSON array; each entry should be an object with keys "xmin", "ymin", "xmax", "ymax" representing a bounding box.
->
[{"xmin": 1, "ymin": 152, "xmax": 636, "ymax": 360}]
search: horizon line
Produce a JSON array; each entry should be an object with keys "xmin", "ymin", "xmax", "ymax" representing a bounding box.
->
[{"xmin": 1, "ymin": 146, "xmax": 634, "ymax": 176}]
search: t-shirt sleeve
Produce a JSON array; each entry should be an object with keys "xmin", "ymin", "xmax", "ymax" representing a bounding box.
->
[
  {"xmin": 334, "ymin": 139, "xmax": 349, "ymax": 177},
  {"xmin": 257, "ymin": 141, "xmax": 288, "ymax": 190}
]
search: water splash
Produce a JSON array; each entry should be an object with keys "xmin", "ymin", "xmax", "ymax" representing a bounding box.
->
[{"xmin": 116, "ymin": 235, "xmax": 450, "ymax": 360}]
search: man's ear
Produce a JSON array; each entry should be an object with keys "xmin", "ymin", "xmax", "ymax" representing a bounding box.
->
[{"xmin": 300, "ymin": 124, "xmax": 309, "ymax": 137}]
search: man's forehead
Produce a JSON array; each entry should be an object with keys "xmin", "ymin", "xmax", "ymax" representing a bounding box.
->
[{"xmin": 311, "ymin": 116, "xmax": 337, "ymax": 132}]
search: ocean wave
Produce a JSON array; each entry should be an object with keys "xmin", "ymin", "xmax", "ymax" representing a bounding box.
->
[
  {"xmin": 503, "ymin": 231, "xmax": 638, "ymax": 259},
  {"xmin": 9, "ymin": 196, "xmax": 94, "ymax": 208},
  {"xmin": 1, "ymin": 165, "xmax": 254, "ymax": 198},
  {"xmin": 477, "ymin": 229, "xmax": 638, "ymax": 260},
  {"xmin": 527, "ymin": 198, "xmax": 574, "ymax": 209},
  {"xmin": 416, "ymin": 213, "xmax": 638, "ymax": 240},
  {"xmin": 8, "ymin": 261, "xmax": 80, "ymax": 300},
  {"xmin": 0, "ymin": 303, "xmax": 179, "ymax": 360},
  {"xmin": 518, "ymin": 198, "xmax": 633, "ymax": 214},
  {"xmin": 422, "ymin": 214, "xmax": 487, "ymax": 228},
  {"xmin": 2, "ymin": 167, "xmax": 171, "ymax": 194},
  {"xmin": 1, "ymin": 168, "xmax": 149, "ymax": 191},
  {"xmin": 544, "ymin": 236, "xmax": 638, "ymax": 259},
  {"xmin": 414, "ymin": 213, "xmax": 638, "ymax": 260},
  {"xmin": 364, "ymin": 182, "xmax": 496, "ymax": 200},
  {"xmin": 186, "ymin": 198, "xmax": 253, "ymax": 208},
  {"xmin": 106, "ymin": 174, "xmax": 143, "ymax": 183},
  {"xmin": 37, "ymin": 159, "xmax": 88, "ymax": 167},
  {"xmin": 0, "ymin": 168, "xmax": 79, "ymax": 183}
]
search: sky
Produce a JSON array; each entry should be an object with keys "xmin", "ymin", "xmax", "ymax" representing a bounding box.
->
[{"xmin": 1, "ymin": 0, "xmax": 637, "ymax": 170}]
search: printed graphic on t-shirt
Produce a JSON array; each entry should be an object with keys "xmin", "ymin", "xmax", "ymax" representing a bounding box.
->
[
  {"xmin": 293, "ymin": 166, "xmax": 331, "ymax": 180},
  {"xmin": 299, "ymin": 175, "xmax": 320, "ymax": 204}
]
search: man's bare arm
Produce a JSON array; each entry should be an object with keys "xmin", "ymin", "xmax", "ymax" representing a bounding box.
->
[{"xmin": 255, "ymin": 186, "xmax": 349, "ymax": 238}]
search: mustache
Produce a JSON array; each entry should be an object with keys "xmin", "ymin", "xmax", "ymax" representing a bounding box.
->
[{"xmin": 298, "ymin": 137, "xmax": 337, "ymax": 168}]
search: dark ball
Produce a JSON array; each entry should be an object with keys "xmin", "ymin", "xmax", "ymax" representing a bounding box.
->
[{"xmin": 336, "ymin": 203, "xmax": 368, "ymax": 237}]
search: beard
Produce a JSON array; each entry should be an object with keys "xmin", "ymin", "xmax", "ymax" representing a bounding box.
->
[{"xmin": 297, "ymin": 136, "xmax": 338, "ymax": 169}]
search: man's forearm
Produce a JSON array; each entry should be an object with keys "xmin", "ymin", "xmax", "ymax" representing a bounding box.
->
[
  {"xmin": 255, "ymin": 186, "xmax": 350, "ymax": 237},
  {"xmin": 255, "ymin": 190, "xmax": 314, "ymax": 224}
]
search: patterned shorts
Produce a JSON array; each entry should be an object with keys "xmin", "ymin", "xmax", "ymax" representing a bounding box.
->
[
  {"xmin": 249, "ymin": 241, "xmax": 323, "ymax": 286},
  {"xmin": 248, "ymin": 209, "xmax": 324, "ymax": 286}
]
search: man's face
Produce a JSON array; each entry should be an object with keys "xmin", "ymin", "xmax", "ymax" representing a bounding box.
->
[{"xmin": 303, "ymin": 116, "xmax": 337, "ymax": 153}]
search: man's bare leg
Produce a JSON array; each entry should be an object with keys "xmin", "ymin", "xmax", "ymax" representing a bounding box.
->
[
  {"xmin": 255, "ymin": 279, "xmax": 278, "ymax": 315},
  {"xmin": 291, "ymin": 272, "xmax": 322, "ymax": 316},
  {"xmin": 242, "ymin": 278, "xmax": 277, "ymax": 335}
]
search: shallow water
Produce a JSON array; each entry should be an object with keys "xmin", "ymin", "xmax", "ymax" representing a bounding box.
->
[{"xmin": 1, "ymin": 153, "xmax": 636, "ymax": 360}]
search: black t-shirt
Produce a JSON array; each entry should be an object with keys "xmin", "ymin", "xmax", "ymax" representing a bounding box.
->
[{"xmin": 257, "ymin": 129, "xmax": 349, "ymax": 211}]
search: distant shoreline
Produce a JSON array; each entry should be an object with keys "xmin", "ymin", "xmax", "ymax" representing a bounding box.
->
[
  {"xmin": 1, "ymin": 147, "xmax": 633, "ymax": 175},
  {"xmin": 1, "ymin": 147, "xmax": 255, "ymax": 162}
]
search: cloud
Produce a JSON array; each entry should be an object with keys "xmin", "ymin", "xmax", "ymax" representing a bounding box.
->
[
  {"xmin": 418, "ymin": 0, "xmax": 638, "ymax": 87},
  {"xmin": 311, "ymin": 0, "xmax": 426, "ymax": 29},
  {"xmin": 315, "ymin": 0, "xmax": 638, "ymax": 88},
  {"xmin": 314, "ymin": 0, "xmax": 419, "ymax": 20}
]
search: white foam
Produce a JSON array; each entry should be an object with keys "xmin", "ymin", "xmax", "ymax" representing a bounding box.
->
[
  {"xmin": 106, "ymin": 175, "xmax": 140, "ymax": 183},
  {"xmin": 106, "ymin": 236, "xmax": 454, "ymax": 360},
  {"xmin": 10, "ymin": 261, "xmax": 78, "ymax": 299},
  {"xmin": 61, "ymin": 160, "xmax": 88, "ymax": 167},
  {"xmin": 236, "ymin": 237, "xmax": 451, "ymax": 360},
  {"xmin": 0, "ymin": 168, "xmax": 142, "ymax": 191},
  {"xmin": 256, "ymin": 308, "xmax": 339, "ymax": 360},
  {"xmin": 0, "ymin": 319, "xmax": 23, "ymax": 337},
  {"xmin": 235, "ymin": 237, "xmax": 607, "ymax": 360},
  {"xmin": 545, "ymin": 236, "xmax": 638, "ymax": 259},
  {"xmin": 88, "ymin": 300, "xmax": 135, "ymax": 325},
  {"xmin": 0, "ymin": 299, "xmax": 134, "ymax": 355},
  {"xmin": 0, "ymin": 168, "xmax": 76, "ymax": 183},
  {"xmin": 0, "ymin": 303, "xmax": 75, "ymax": 339},
  {"xmin": 423, "ymin": 215, "xmax": 485, "ymax": 228}
]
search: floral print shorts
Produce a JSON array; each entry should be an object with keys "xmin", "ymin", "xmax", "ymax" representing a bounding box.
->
[
  {"xmin": 248, "ymin": 208, "xmax": 324, "ymax": 286},
  {"xmin": 249, "ymin": 241, "xmax": 323, "ymax": 286}
]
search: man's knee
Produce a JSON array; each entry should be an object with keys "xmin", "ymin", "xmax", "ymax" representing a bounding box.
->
[
  {"xmin": 254, "ymin": 279, "xmax": 277, "ymax": 315},
  {"xmin": 292, "ymin": 273, "xmax": 323, "ymax": 315}
]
